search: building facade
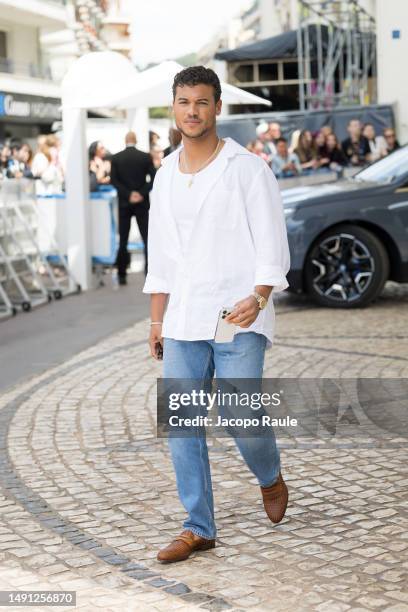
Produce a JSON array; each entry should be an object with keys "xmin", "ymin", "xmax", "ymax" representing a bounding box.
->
[
  {"xmin": 375, "ymin": 0, "xmax": 408, "ymax": 142},
  {"xmin": 212, "ymin": 0, "xmax": 407, "ymax": 141},
  {"xmin": 236, "ymin": 0, "xmax": 300, "ymax": 43},
  {"xmin": 0, "ymin": 0, "xmax": 66, "ymax": 141},
  {"xmin": 197, "ymin": 0, "xmax": 300, "ymax": 67},
  {"xmin": 0, "ymin": 0, "xmax": 131, "ymax": 143}
]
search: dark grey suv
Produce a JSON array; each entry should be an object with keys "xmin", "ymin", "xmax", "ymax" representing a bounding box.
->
[{"xmin": 284, "ymin": 145, "xmax": 408, "ymax": 307}]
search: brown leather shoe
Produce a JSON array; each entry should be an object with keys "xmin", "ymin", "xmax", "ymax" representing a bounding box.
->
[
  {"xmin": 261, "ymin": 471, "xmax": 288, "ymax": 524},
  {"xmin": 157, "ymin": 529, "xmax": 215, "ymax": 563}
]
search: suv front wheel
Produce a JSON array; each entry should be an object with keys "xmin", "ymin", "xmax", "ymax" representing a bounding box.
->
[{"xmin": 304, "ymin": 224, "xmax": 389, "ymax": 308}]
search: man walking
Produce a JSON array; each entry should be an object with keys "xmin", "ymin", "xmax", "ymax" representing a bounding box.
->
[
  {"xmin": 143, "ymin": 66, "xmax": 290, "ymax": 563},
  {"xmin": 110, "ymin": 131, "xmax": 155, "ymax": 283}
]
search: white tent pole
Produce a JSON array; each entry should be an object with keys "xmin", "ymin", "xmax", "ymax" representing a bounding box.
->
[
  {"xmin": 126, "ymin": 107, "xmax": 150, "ymax": 153},
  {"xmin": 214, "ymin": 59, "xmax": 229, "ymax": 117},
  {"xmin": 62, "ymin": 106, "xmax": 93, "ymax": 291}
]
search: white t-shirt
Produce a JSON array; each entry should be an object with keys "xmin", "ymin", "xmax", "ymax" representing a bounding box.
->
[{"xmin": 171, "ymin": 144, "xmax": 228, "ymax": 257}]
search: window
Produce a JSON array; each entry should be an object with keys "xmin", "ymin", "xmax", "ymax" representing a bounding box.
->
[
  {"xmin": 354, "ymin": 146, "xmax": 408, "ymax": 184},
  {"xmin": 283, "ymin": 61, "xmax": 299, "ymax": 80},
  {"xmin": 0, "ymin": 31, "xmax": 7, "ymax": 59},
  {"xmin": 259, "ymin": 63, "xmax": 278, "ymax": 81},
  {"xmin": 233, "ymin": 64, "xmax": 254, "ymax": 83}
]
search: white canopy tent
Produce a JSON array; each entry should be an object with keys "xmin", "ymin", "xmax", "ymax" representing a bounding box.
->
[{"xmin": 61, "ymin": 52, "xmax": 272, "ymax": 290}]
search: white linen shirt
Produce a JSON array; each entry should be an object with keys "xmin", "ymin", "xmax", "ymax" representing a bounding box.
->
[{"xmin": 142, "ymin": 136, "xmax": 290, "ymax": 350}]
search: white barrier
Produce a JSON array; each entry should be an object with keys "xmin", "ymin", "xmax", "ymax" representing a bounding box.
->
[{"xmin": 36, "ymin": 188, "xmax": 119, "ymax": 263}]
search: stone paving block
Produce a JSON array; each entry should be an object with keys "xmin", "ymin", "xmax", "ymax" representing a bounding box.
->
[
  {"xmin": 1, "ymin": 288, "xmax": 408, "ymax": 609},
  {"xmin": 316, "ymin": 601, "xmax": 352, "ymax": 612},
  {"xmin": 357, "ymin": 595, "xmax": 390, "ymax": 608}
]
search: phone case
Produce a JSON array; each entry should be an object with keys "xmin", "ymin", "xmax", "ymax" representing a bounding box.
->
[
  {"xmin": 214, "ymin": 307, "xmax": 236, "ymax": 343},
  {"xmin": 155, "ymin": 342, "xmax": 163, "ymax": 360}
]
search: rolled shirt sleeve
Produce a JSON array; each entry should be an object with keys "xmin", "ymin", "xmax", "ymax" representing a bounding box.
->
[
  {"xmin": 245, "ymin": 162, "xmax": 291, "ymax": 292},
  {"xmin": 142, "ymin": 170, "xmax": 170, "ymax": 294}
]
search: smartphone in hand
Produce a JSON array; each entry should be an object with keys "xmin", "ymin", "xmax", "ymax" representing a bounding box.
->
[
  {"xmin": 214, "ymin": 307, "xmax": 236, "ymax": 343},
  {"xmin": 155, "ymin": 341, "xmax": 163, "ymax": 360}
]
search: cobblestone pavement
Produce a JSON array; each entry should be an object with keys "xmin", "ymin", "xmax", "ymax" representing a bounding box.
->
[{"xmin": 0, "ymin": 282, "xmax": 407, "ymax": 611}]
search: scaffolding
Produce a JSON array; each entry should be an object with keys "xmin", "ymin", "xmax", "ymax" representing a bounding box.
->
[{"xmin": 297, "ymin": 0, "xmax": 377, "ymax": 110}]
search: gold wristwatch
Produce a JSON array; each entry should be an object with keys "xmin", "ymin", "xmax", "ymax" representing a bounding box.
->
[{"xmin": 252, "ymin": 291, "xmax": 268, "ymax": 310}]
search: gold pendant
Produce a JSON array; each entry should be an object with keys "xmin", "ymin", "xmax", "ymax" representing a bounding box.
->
[{"xmin": 188, "ymin": 178, "xmax": 194, "ymax": 187}]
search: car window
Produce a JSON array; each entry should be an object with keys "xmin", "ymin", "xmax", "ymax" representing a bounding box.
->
[{"xmin": 354, "ymin": 146, "xmax": 408, "ymax": 184}]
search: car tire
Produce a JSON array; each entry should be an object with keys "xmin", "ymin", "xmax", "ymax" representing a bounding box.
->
[{"xmin": 304, "ymin": 224, "xmax": 389, "ymax": 308}]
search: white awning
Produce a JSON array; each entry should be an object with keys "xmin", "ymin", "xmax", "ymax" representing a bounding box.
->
[{"xmin": 62, "ymin": 52, "xmax": 271, "ymax": 109}]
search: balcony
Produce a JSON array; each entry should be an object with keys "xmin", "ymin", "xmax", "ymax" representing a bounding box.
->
[{"xmin": 0, "ymin": 59, "xmax": 52, "ymax": 81}]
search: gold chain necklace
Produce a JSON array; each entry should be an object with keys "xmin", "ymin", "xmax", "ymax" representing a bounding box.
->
[{"xmin": 182, "ymin": 138, "xmax": 222, "ymax": 187}]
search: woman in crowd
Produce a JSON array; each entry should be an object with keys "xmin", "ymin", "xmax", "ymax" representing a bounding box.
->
[
  {"xmin": 88, "ymin": 141, "xmax": 110, "ymax": 187},
  {"xmin": 0, "ymin": 143, "xmax": 11, "ymax": 178},
  {"xmin": 325, "ymin": 133, "xmax": 347, "ymax": 170},
  {"xmin": 247, "ymin": 139, "xmax": 270, "ymax": 163},
  {"xmin": 149, "ymin": 131, "xmax": 161, "ymax": 149},
  {"xmin": 321, "ymin": 125, "xmax": 333, "ymax": 139},
  {"xmin": 31, "ymin": 135, "xmax": 64, "ymax": 194},
  {"xmin": 382, "ymin": 128, "xmax": 400, "ymax": 155},
  {"xmin": 46, "ymin": 134, "xmax": 64, "ymax": 178},
  {"xmin": 294, "ymin": 130, "xmax": 317, "ymax": 171},
  {"xmin": 163, "ymin": 128, "xmax": 182, "ymax": 157},
  {"xmin": 313, "ymin": 130, "xmax": 331, "ymax": 169},
  {"xmin": 19, "ymin": 143, "xmax": 33, "ymax": 174},
  {"xmin": 363, "ymin": 123, "xmax": 387, "ymax": 162},
  {"xmin": 150, "ymin": 144, "xmax": 164, "ymax": 170}
]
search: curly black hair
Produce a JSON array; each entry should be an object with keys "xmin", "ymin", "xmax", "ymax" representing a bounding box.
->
[{"xmin": 172, "ymin": 66, "xmax": 222, "ymax": 103}]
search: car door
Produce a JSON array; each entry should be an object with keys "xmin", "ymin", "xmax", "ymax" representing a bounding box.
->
[{"xmin": 387, "ymin": 174, "xmax": 408, "ymax": 266}]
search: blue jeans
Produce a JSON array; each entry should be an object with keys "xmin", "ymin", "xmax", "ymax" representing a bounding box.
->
[{"xmin": 162, "ymin": 332, "xmax": 280, "ymax": 539}]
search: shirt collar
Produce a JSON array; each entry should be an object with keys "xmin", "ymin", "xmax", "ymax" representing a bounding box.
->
[{"xmin": 160, "ymin": 136, "xmax": 252, "ymax": 167}]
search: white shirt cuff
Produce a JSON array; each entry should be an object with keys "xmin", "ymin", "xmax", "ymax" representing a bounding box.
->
[
  {"xmin": 142, "ymin": 273, "xmax": 170, "ymax": 294},
  {"xmin": 254, "ymin": 265, "xmax": 289, "ymax": 292}
]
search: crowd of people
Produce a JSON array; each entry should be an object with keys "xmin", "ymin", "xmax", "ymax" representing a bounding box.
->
[
  {"xmin": 247, "ymin": 119, "xmax": 400, "ymax": 178},
  {"xmin": 0, "ymin": 134, "xmax": 64, "ymax": 194},
  {"xmin": 141, "ymin": 121, "xmax": 401, "ymax": 182},
  {"xmin": 0, "ymin": 121, "xmax": 402, "ymax": 290},
  {"xmin": 0, "ymin": 131, "xmax": 169, "ymax": 196},
  {"xmin": 0, "ymin": 120, "xmax": 401, "ymax": 195}
]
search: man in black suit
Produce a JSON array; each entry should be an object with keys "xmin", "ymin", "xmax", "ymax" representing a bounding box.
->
[{"xmin": 110, "ymin": 131, "xmax": 156, "ymax": 284}]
